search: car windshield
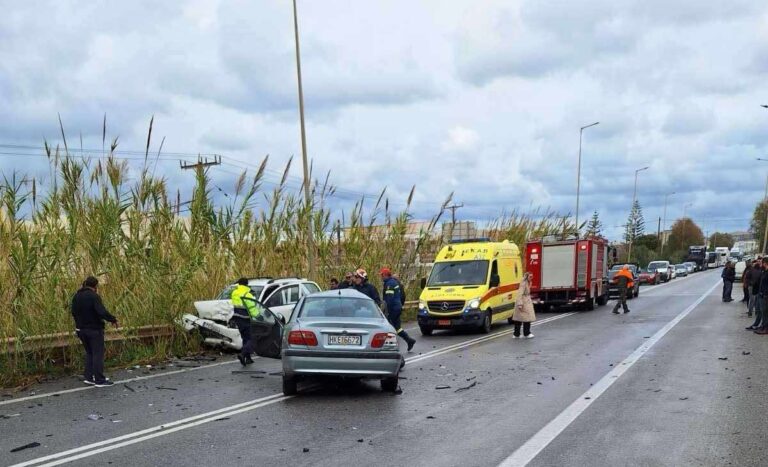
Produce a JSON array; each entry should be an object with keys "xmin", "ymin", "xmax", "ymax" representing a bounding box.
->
[
  {"xmin": 216, "ymin": 285, "xmax": 264, "ymax": 300},
  {"xmin": 648, "ymin": 262, "xmax": 667, "ymax": 269},
  {"xmin": 299, "ymin": 297, "xmax": 382, "ymax": 319},
  {"xmin": 427, "ymin": 260, "xmax": 489, "ymax": 286}
]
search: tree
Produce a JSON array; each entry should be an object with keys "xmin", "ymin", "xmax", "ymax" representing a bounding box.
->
[
  {"xmin": 750, "ymin": 199, "xmax": 768, "ymax": 252},
  {"xmin": 666, "ymin": 218, "xmax": 705, "ymax": 254},
  {"xmin": 635, "ymin": 234, "xmax": 659, "ymax": 252},
  {"xmin": 624, "ymin": 200, "xmax": 645, "ymax": 243},
  {"xmin": 709, "ymin": 232, "xmax": 734, "ymax": 249},
  {"xmin": 585, "ymin": 210, "xmax": 603, "ymax": 237}
]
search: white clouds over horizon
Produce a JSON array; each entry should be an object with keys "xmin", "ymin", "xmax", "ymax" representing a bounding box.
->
[{"xmin": 1, "ymin": 0, "xmax": 767, "ymax": 239}]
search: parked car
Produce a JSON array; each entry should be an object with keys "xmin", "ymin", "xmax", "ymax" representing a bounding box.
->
[
  {"xmin": 674, "ymin": 264, "xmax": 688, "ymax": 277},
  {"xmin": 638, "ymin": 268, "xmax": 660, "ymax": 285},
  {"xmin": 684, "ymin": 262, "xmax": 696, "ymax": 274},
  {"xmin": 608, "ymin": 264, "xmax": 640, "ymax": 299},
  {"xmin": 647, "ymin": 261, "xmax": 673, "ymax": 282},
  {"xmin": 181, "ymin": 277, "xmax": 322, "ymax": 350},
  {"xmin": 253, "ymin": 289, "xmax": 403, "ymax": 395},
  {"xmin": 735, "ymin": 261, "xmax": 747, "ymax": 281}
]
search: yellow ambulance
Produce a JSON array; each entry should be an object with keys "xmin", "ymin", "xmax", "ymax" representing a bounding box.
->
[{"xmin": 417, "ymin": 239, "xmax": 522, "ymax": 335}]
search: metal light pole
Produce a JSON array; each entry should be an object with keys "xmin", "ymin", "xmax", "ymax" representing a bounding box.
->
[
  {"xmin": 575, "ymin": 121, "xmax": 599, "ymax": 235},
  {"xmin": 660, "ymin": 191, "xmax": 675, "ymax": 257},
  {"xmin": 292, "ymin": 0, "xmax": 315, "ymax": 278},
  {"xmin": 757, "ymin": 157, "xmax": 768, "ymax": 254},
  {"xmin": 626, "ymin": 166, "xmax": 649, "ymax": 262}
]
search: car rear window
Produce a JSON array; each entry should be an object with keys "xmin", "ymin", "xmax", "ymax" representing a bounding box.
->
[{"xmin": 299, "ymin": 297, "xmax": 382, "ymax": 319}]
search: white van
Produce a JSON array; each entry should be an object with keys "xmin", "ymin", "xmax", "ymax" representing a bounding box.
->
[{"xmin": 715, "ymin": 247, "xmax": 729, "ymax": 267}]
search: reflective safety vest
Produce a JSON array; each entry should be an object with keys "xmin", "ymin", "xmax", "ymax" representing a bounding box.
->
[
  {"xmin": 613, "ymin": 269, "xmax": 634, "ymax": 289},
  {"xmin": 231, "ymin": 285, "xmax": 261, "ymax": 319}
]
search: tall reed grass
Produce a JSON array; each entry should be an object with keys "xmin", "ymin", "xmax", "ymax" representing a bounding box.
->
[{"xmin": 0, "ymin": 119, "xmax": 570, "ymax": 386}]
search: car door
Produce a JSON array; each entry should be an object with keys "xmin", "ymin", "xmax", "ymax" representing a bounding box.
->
[
  {"xmin": 264, "ymin": 284, "xmax": 302, "ymax": 322},
  {"xmin": 251, "ymin": 305, "xmax": 283, "ymax": 359}
]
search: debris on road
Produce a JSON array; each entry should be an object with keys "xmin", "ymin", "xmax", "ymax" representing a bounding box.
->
[
  {"xmin": 87, "ymin": 414, "xmax": 103, "ymax": 421},
  {"xmin": 718, "ymin": 357, "xmax": 728, "ymax": 361},
  {"xmin": 156, "ymin": 386, "xmax": 178, "ymax": 391},
  {"xmin": 742, "ymin": 351, "xmax": 751, "ymax": 355},
  {"xmin": 303, "ymin": 448, "xmax": 310, "ymax": 453},
  {"xmin": 357, "ymin": 439, "xmax": 364, "ymax": 443},
  {"xmin": 232, "ymin": 370, "xmax": 266, "ymax": 374},
  {"xmin": 124, "ymin": 384, "xmax": 136, "ymax": 393},
  {"xmin": 455, "ymin": 382, "xmax": 477, "ymax": 393},
  {"xmin": 679, "ymin": 397, "xmax": 689, "ymax": 401},
  {"xmin": 214, "ymin": 417, "xmax": 230, "ymax": 422},
  {"xmin": 427, "ymin": 415, "xmax": 436, "ymax": 419},
  {"xmin": 1, "ymin": 413, "xmax": 21, "ymax": 419},
  {"xmin": 10, "ymin": 442, "xmax": 41, "ymax": 453},
  {"xmin": 435, "ymin": 385, "xmax": 451, "ymax": 390}
]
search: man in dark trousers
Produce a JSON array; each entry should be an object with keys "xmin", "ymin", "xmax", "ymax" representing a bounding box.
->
[
  {"xmin": 71, "ymin": 276, "xmax": 118, "ymax": 387},
  {"xmin": 721, "ymin": 262, "xmax": 736, "ymax": 302},
  {"xmin": 380, "ymin": 268, "xmax": 416, "ymax": 351},
  {"xmin": 611, "ymin": 265, "xmax": 633, "ymax": 314},
  {"xmin": 748, "ymin": 260, "xmax": 762, "ymax": 318}
]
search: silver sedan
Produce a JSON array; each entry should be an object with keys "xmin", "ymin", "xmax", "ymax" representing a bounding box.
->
[{"xmin": 252, "ymin": 289, "xmax": 402, "ymax": 395}]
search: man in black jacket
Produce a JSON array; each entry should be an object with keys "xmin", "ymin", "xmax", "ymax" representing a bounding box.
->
[
  {"xmin": 352, "ymin": 269, "xmax": 381, "ymax": 306},
  {"xmin": 721, "ymin": 262, "xmax": 736, "ymax": 302},
  {"xmin": 747, "ymin": 260, "xmax": 762, "ymax": 317},
  {"xmin": 71, "ymin": 276, "xmax": 118, "ymax": 387},
  {"xmin": 754, "ymin": 259, "xmax": 768, "ymax": 334}
]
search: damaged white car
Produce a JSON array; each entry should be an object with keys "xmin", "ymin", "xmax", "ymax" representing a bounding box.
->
[{"xmin": 181, "ymin": 277, "xmax": 321, "ymax": 350}]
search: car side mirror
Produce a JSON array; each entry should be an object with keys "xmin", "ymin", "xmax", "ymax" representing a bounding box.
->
[
  {"xmin": 420, "ymin": 278, "xmax": 426, "ymax": 289},
  {"xmin": 489, "ymin": 274, "xmax": 500, "ymax": 288},
  {"xmin": 278, "ymin": 315, "xmax": 286, "ymax": 325}
]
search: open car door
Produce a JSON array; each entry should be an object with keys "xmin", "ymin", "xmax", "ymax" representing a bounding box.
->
[{"xmin": 251, "ymin": 303, "xmax": 283, "ymax": 359}]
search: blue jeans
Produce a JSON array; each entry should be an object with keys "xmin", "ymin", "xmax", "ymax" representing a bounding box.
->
[
  {"xmin": 749, "ymin": 287, "xmax": 760, "ymax": 314},
  {"xmin": 722, "ymin": 280, "xmax": 733, "ymax": 301}
]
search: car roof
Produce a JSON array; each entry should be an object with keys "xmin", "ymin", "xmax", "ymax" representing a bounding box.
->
[
  {"xmin": 235, "ymin": 278, "xmax": 314, "ymax": 287},
  {"xmin": 305, "ymin": 289, "xmax": 372, "ymax": 300}
]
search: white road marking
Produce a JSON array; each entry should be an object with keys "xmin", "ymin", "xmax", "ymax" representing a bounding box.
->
[
  {"xmin": 11, "ymin": 312, "xmax": 580, "ymax": 466},
  {"xmin": 0, "ymin": 360, "xmax": 240, "ymax": 407},
  {"xmin": 497, "ymin": 279, "xmax": 720, "ymax": 467}
]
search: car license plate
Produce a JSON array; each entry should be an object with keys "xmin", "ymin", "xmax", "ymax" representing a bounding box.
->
[
  {"xmin": 438, "ymin": 320, "xmax": 451, "ymax": 326},
  {"xmin": 328, "ymin": 335, "xmax": 361, "ymax": 345}
]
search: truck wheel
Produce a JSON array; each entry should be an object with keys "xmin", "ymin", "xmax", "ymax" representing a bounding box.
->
[
  {"xmin": 596, "ymin": 294, "xmax": 608, "ymax": 306},
  {"xmin": 282, "ymin": 375, "xmax": 298, "ymax": 396},
  {"xmin": 381, "ymin": 376, "xmax": 399, "ymax": 393},
  {"xmin": 419, "ymin": 326, "xmax": 433, "ymax": 336},
  {"xmin": 479, "ymin": 311, "xmax": 492, "ymax": 334},
  {"xmin": 584, "ymin": 298, "xmax": 595, "ymax": 311}
]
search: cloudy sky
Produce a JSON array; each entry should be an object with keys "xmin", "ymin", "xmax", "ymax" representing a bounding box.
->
[{"xmin": 2, "ymin": 0, "xmax": 767, "ymax": 240}]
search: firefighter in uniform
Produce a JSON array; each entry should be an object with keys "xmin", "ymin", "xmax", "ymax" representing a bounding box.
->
[
  {"xmin": 611, "ymin": 265, "xmax": 634, "ymax": 314},
  {"xmin": 231, "ymin": 277, "xmax": 262, "ymax": 365},
  {"xmin": 380, "ymin": 268, "xmax": 416, "ymax": 352}
]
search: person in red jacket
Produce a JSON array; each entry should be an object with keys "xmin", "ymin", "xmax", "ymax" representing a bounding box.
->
[{"xmin": 611, "ymin": 265, "xmax": 634, "ymax": 314}]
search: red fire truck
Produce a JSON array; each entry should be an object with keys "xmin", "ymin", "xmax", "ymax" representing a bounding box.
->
[{"xmin": 524, "ymin": 235, "xmax": 610, "ymax": 311}]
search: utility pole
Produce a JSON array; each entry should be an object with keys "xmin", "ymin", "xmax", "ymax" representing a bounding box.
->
[
  {"xmin": 292, "ymin": 0, "xmax": 315, "ymax": 279},
  {"xmin": 446, "ymin": 203, "xmax": 464, "ymax": 241},
  {"xmin": 575, "ymin": 121, "xmax": 599, "ymax": 235},
  {"xmin": 179, "ymin": 155, "xmax": 222, "ymax": 170}
]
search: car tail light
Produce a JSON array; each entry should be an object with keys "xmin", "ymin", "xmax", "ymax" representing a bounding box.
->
[
  {"xmin": 288, "ymin": 330, "xmax": 318, "ymax": 346},
  {"xmin": 371, "ymin": 332, "xmax": 397, "ymax": 349}
]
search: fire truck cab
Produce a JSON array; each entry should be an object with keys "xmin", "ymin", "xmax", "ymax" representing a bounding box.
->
[{"xmin": 525, "ymin": 235, "xmax": 610, "ymax": 311}]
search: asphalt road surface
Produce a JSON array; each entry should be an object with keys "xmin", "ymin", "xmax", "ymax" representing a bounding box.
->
[{"xmin": 2, "ymin": 269, "xmax": 766, "ymax": 467}]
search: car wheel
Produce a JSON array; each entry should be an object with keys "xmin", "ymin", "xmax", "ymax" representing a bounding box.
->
[
  {"xmin": 479, "ymin": 310, "xmax": 492, "ymax": 334},
  {"xmin": 381, "ymin": 376, "xmax": 399, "ymax": 393},
  {"xmin": 634, "ymin": 287, "xmax": 640, "ymax": 298},
  {"xmin": 419, "ymin": 326, "xmax": 433, "ymax": 336},
  {"xmin": 282, "ymin": 375, "xmax": 298, "ymax": 396},
  {"xmin": 584, "ymin": 297, "xmax": 595, "ymax": 311},
  {"xmin": 596, "ymin": 294, "xmax": 608, "ymax": 306}
]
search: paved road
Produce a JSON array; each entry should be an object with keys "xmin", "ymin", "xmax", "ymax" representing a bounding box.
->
[{"xmin": 2, "ymin": 269, "xmax": 766, "ymax": 467}]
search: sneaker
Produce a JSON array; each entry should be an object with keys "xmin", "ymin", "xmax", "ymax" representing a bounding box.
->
[
  {"xmin": 755, "ymin": 328, "xmax": 768, "ymax": 335},
  {"xmin": 624, "ymin": 310, "xmax": 631, "ymax": 314},
  {"xmin": 83, "ymin": 379, "xmax": 96, "ymax": 386},
  {"xmin": 612, "ymin": 310, "xmax": 620, "ymax": 314},
  {"xmin": 95, "ymin": 380, "xmax": 114, "ymax": 388},
  {"xmin": 746, "ymin": 325, "xmax": 757, "ymax": 330},
  {"xmin": 524, "ymin": 334, "xmax": 535, "ymax": 339},
  {"xmin": 511, "ymin": 335, "xmax": 519, "ymax": 339}
]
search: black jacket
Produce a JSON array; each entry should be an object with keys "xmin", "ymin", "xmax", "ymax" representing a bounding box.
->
[
  {"xmin": 749, "ymin": 267, "xmax": 763, "ymax": 289},
  {"xmin": 760, "ymin": 269, "xmax": 768, "ymax": 297},
  {"xmin": 71, "ymin": 287, "xmax": 117, "ymax": 330},
  {"xmin": 722, "ymin": 267, "xmax": 736, "ymax": 282},
  {"xmin": 354, "ymin": 281, "xmax": 381, "ymax": 305}
]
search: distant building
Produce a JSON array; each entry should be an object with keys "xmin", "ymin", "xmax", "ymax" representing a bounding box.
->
[{"xmin": 730, "ymin": 231, "xmax": 754, "ymax": 242}]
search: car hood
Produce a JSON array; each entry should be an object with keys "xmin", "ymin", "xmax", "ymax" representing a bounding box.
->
[{"xmin": 194, "ymin": 300, "xmax": 234, "ymax": 321}]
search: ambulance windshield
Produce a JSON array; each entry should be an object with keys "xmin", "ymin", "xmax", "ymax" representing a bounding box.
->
[{"xmin": 427, "ymin": 260, "xmax": 489, "ymax": 286}]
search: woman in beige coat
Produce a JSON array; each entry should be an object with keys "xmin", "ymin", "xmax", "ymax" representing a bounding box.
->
[{"xmin": 512, "ymin": 272, "xmax": 536, "ymax": 338}]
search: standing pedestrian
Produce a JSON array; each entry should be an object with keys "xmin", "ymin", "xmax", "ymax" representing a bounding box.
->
[
  {"xmin": 748, "ymin": 260, "xmax": 762, "ymax": 317},
  {"xmin": 329, "ymin": 278, "xmax": 340, "ymax": 290},
  {"xmin": 721, "ymin": 262, "xmax": 736, "ymax": 302},
  {"xmin": 611, "ymin": 265, "xmax": 634, "ymax": 314},
  {"xmin": 512, "ymin": 272, "xmax": 536, "ymax": 338},
  {"xmin": 338, "ymin": 272, "xmax": 353, "ymax": 289},
  {"xmin": 742, "ymin": 262, "xmax": 752, "ymax": 303},
  {"xmin": 380, "ymin": 268, "xmax": 416, "ymax": 351},
  {"xmin": 752, "ymin": 259, "xmax": 768, "ymax": 334},
  {"xmin": 231, "ymin": 278, "xmax": 262, "ymax": 366},
  {"xmin": 71, "ymin": 276, "xmax": 118, "ymax": 387},
  {"xmin": 352, "ymin": 269, "xmax": 381, "ymax": 304}
]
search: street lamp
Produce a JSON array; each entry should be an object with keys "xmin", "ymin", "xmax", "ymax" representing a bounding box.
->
[
  {"xmin": 660, "ymin": 191, "xmax": 675, "ymax": 256},
  {"xmin": 292, "ymin": 0, "xmax": 315, "ymax": 278},
  {"xmin": 757, "ymin": 157, "xmax": 768, "ymax": 254},
  {"xmin": 626, "ymin": 166, "xmax": 650, "ymax": 262},
  {"xmin": 575, "ymin": 121, "xmax": 600, "ymax": 235}
]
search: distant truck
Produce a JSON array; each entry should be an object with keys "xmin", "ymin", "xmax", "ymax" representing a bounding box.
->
[
  {"xmin": 729, "ymin": 247, "xmax": 743, "ymax": 261},
  {"xmin": 685, "ymin": 246, "xmax": 709, "ymax": 272},
  {"xmin": 524, "ymin": 236, "xmax": 610, "ymax": 311},
  {"xmin": 714, "ymin": 247, "xmax": 730, "ymax": 266}
]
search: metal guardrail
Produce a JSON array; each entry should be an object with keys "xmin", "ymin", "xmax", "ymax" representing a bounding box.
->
[{"xmin": 1, "ymin": 325, "xmax": 175, "ymax": 354}]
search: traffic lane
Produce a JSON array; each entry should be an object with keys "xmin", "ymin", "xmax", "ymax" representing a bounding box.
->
[
  {"xmin": 527, "ymin": 283, "xmax": 767, "ymax": 467},
  {"xmin": 78, "ymin": 276, "xmax": 717, "ymax": 466},
  {"xmin": 0, "ymin": 311, "xmax": 566, "ymax": 465}
]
